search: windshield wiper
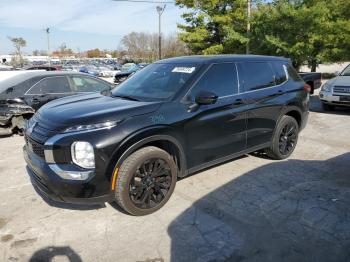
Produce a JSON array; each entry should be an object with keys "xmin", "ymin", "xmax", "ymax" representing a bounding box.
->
[{"xmin": 112, "ymin": 94, "xmax": 140, "ymax": 101}]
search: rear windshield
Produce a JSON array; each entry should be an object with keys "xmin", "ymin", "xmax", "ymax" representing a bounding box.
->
[{"xmin": 0, "ymin": 73, "xmax": 32, "ymax": 93}]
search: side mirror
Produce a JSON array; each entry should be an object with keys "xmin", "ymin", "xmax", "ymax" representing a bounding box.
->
[
  {"xmin": 195, "ymin": 91, "xmax": 218, "ymax": 105},
  {"xmin": 101, "ymin": 89, "xmax": 112, "ymax": 96},
  {"xmin": 335, "ymin": 71, "xmax": 340, "ymax": 76}
]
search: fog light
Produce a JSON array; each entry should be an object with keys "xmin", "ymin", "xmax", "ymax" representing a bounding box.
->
[
  {"xmin": 49, "ymin": 165, "xmax": 94, "ymax": 180},
  {"xmin": 71, "ymin": 141, "xmax": 95, "ymax": 169}
]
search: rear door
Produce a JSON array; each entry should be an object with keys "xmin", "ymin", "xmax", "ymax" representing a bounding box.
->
[
  {"xmin": 237, "ymin": 61, "xmax": 286, "ymax": 148},
  {"xmin": 24, "ymin": 76, "xmax": 72, "ymax": 110},
  {"xmin": 184, "ymin": 63, "xmax": 247, "ymax": 169}
]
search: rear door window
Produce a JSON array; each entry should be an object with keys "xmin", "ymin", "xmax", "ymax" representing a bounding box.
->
[
  {"xmin": 238, "ymin": 62, "xmax": 275, "ymax": 92},
  {"xmin": 26, "ymin": 76, "xmax": 71, "ymax": 95},
  {"xmin": 190, "ymin": 63, "xmax": 238, "ymax": 97}
]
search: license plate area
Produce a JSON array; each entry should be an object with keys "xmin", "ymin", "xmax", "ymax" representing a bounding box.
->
[{"xmin": 340, "ymin": 96, "xmax": 350, "ymax": 102}]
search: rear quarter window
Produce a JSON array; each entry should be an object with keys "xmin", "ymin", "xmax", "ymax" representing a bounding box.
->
[
  {"xmin": 271, "ymin": 62, "xmax": 287, "ymax": 85},
  {"xmin": 286, "ymin": 64, "xmax": 303, "ymax": 81}
]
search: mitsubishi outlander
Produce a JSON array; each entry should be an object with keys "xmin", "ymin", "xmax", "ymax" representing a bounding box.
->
[{"xmin": 23, "ymin": 55, "xmax": 309, "ymax": 215}]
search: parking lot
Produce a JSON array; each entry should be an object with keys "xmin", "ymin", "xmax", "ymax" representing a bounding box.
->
[{"xmin": 0, "ymin": 91, "xmax": 349, "ymax": 262}]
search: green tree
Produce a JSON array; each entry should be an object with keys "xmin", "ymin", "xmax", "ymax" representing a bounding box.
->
[
  {"xmin": 87, "ymin": 48, "xmax": 101, "ymax": 58},
  {"xmin": 177, "ymin": 0, "xmax": 350, "ymax": 71},
  {"xmin": 8, "ymin": 36, "xmax": 26, "ymax": 67},
  {"xmin": 251, "ymin": 0, "xmax": 350, "ymax": 71},
  {"xmin": 176, "ymin": 0, "xmax": 248, "ymax": 55}
]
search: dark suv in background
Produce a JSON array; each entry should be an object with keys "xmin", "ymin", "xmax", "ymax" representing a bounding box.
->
[{"xmin": 23, "ymin": 55, "xmax": 309, "ymax": 215}]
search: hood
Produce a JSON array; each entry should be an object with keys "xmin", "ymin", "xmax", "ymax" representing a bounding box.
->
[
  {"xmin": 327, "ymin": 76, "xmax": 350, "ymax": 86},
  {"xmin": 36, "ymin": 93, "xmax": 161, "ymax": 128}
]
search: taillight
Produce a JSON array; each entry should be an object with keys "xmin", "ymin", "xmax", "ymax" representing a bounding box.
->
[{"xmin": 304, "ymin": 83, "xmax": 312, "ymax": 93}]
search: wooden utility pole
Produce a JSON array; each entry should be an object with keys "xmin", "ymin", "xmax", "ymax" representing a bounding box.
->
[
  {"xmin": 46, "ymin": 28, "xmax": 51, "ymax": 66},
  {"xmin": 246, "ymin": 0, "xmax": 251, "ymax": 54},
  {"xmin": 156, "ymin": 5, "xmax": 166, "ymax": 60}
]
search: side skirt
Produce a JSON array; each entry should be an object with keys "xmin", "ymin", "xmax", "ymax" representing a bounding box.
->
[{"xmin": 185, "ymin": 142, "xmax": 271, "ymax": 176}]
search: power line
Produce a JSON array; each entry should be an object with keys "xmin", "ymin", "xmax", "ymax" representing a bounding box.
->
[{"xmin": 111, "ymin": 0, "xmax": 175, "ymax": 3}]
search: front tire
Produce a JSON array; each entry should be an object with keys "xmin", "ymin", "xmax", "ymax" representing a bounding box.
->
[
  {"xmin": 114, "ymin": 146, "xmax": 177, "ymax": 216},
  {"xmin": 265, "ymin": 115, "xmax": 299, "ymax": 160}
]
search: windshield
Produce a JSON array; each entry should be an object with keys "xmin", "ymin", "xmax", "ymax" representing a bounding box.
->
[
  {"xmin": 340, "ymin": 64, "xmax": 350, "ymax": 76},
  {"xmin": 112, "ymin": 63, "xmax": 199, "ymax": 101}
]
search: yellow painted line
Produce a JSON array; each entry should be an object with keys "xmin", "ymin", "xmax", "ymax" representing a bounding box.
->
[{"xmin": 111, "ymin": 167, "xmax": 119, "ymax": 190}]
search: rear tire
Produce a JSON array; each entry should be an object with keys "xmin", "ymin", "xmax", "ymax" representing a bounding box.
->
[
  {"xmin": 114, "ymin": 146, "xmax": 177, "ymax": 216},
  {"xmin": 265, "ymin": 115, "xmax": 299, "ymax": 160},
  {"xmin": 322, "ymin": 103, "xmax": 335, "ymax": 111}
]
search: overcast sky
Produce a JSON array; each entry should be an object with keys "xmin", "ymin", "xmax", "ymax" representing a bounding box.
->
[{"xmin": 0, "ymin": 0, "xmax": 184, "ymax": 54}]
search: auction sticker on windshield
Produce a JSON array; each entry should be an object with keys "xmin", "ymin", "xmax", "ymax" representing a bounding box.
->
[{"xmin": 172, "ymin": 67, "xmax": 196, "ymax": 74}]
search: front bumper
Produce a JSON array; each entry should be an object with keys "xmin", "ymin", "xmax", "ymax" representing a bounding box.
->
[
  {"xmin": 319, "ymin": 91, "xmax": 350, "ymax": 107},
  {"xmin": 0, "ymin": 103, "xmax": 35, "ymax": 126},
  {"xmin": 23, "ymin": 145, "xmax": 113, "ymax": 204}
]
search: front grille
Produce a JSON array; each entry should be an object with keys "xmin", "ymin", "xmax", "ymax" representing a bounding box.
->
[
  {"xmin": 30, "ymin": 122, "xmax": 57, "ymax": 144},
  {"xmin": 25, "ymin": 135, "xmax": 45, "ymax": 159},
  {"xmin": 333, "ymin": 86, "xmax": 350, "ymax": 94}
]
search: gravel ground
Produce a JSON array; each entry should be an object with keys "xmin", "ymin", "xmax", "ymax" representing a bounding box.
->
[{"xmin": 0, "ymin": 91, "xmax": 349, "ymax": 262}]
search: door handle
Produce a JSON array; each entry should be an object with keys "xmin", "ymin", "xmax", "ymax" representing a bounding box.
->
[
  {"xmin": 32, "ymin": 98, "xmax": 40, "ymax": 104},
  {"xmin": 232, "ymin": 98, "xmax": 244, "ymax": 106}
]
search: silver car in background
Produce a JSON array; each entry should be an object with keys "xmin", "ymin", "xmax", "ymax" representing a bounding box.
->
[{"xmin": 319, "ymin": 64, "xmax": 350, "ymax": 110}]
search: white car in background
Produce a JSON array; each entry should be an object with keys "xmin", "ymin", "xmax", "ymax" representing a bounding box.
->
[
  {"xmin": 319, "ymin": 64, "xmax": 350, "ymax": 111},
  {"xmin": 97, "ymin": 66, "xmax": 118, "ymax": 77}
]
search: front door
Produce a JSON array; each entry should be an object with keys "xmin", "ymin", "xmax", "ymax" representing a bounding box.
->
[
  {"xmin": 184, "ymin": 63, "xmax": 247, "ymax": 169},
  {"xmin": 25, "ymin": 76, "xmax": 72, "ymax": 110}
]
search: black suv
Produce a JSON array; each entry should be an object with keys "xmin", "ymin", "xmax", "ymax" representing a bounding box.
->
[{"xmin": 23, "ymin": 55, "xmax": 309, "ymax": 215}]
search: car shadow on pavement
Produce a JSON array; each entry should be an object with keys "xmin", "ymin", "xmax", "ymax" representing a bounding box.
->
[
  {"xmin": 168, "ymin": 153, "xmax": 350, "ymax": 262},
  {"xmin": 309, "ymin": 94, "xmax": 350, "ymax": 115},
  {"xmin": 29, "ymin": 246, "xmax": 82, "ymax": 262}
]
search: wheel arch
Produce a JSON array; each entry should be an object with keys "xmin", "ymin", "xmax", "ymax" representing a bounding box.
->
[
  {"xmin": 271, "ymin": 106, "xmax": 302, "ymax": 141},
  {"xmin": 284, "ymin": 109, "xmax": 302, "ymax": 128},
  {"xmin": 109, "ymin": 129, "xmax": 187, "ymax": 189}
]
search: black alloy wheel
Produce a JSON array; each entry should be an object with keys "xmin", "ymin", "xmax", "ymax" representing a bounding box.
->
[
  {"xmin": 129, "ymin": 158, "xmax": 172, "ymax": 209},
  {"xmin": 278, "ymin": 122, "xmax": 298, "ymax": 156},
  {"xmin": 265, "ymin": 115, "xmax": 299, "ymax": 160},
  {"xmin": 114, "ymin": 146, "xmax": 177, "ymax": 216}
]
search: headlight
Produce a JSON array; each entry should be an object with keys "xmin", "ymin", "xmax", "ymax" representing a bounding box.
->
[
  {"xmin": 71, "ymin": 141, "xmax": 95, "ymax": 169},
  {"xmin": 321, "ymin": 83, "xmax": 332, "ymax": 92},
  {"xmin": 63, "ymin": 121, "xmax": 118, "ymax": 133}
]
